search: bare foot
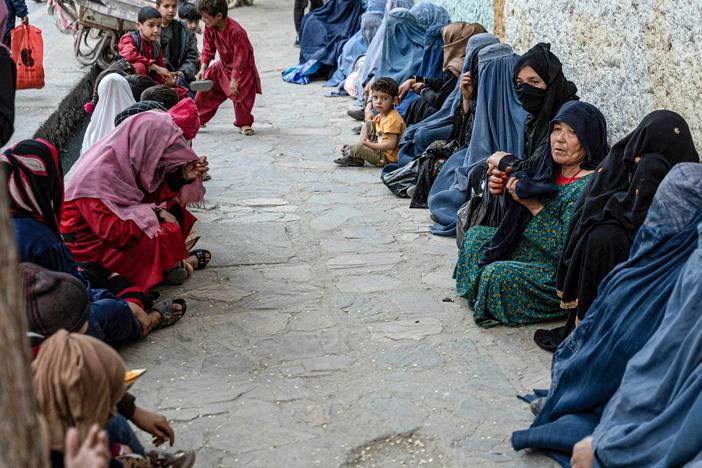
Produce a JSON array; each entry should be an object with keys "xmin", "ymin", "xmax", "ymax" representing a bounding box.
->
[{"xmin": 571, "ymin": 436, "xmax": 593, "ymax": 468}]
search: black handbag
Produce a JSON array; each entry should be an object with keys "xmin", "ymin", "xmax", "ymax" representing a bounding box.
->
[
  {"xmin": 456, "ymin": 171, "xmax": 504, "ymax": 247},
  {"xmin": 381, "ymin": 158, "xmax": 421, "ymax": 198}
]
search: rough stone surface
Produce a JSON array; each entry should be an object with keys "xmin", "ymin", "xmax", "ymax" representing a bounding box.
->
[
  {"xmin": 118, "ymin": 1, "xmax": 557, "ymax": 466},
  {"xmin": 430, "ymin": 0, "xmax": 702, "ymax": 145}
]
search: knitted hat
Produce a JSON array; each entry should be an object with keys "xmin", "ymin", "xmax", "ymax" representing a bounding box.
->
[{"xmin": 20, "ymin": 263, "xmax": 90, "ymax": 336}]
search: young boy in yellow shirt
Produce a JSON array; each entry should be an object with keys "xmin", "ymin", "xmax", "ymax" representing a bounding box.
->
[{"xmin": 335, "ymin": 77, "xmax": 406, "ymax": 167}]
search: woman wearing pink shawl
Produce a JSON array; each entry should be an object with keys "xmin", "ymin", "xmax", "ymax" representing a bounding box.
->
[
  {"xmin": 61, "ymin": 98, "xmax": 211, "ymax": 294},
  {"xmin": 0, "ymin": 0, "xmax": 16, "ymax": 146}
]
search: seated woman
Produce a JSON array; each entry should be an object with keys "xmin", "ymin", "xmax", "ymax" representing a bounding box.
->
[
  {"xmin": 61, "ymin": 98, "xmax": 210, "ymax": 298},
  {"xmin": 455, "ymin": 101, "xmax": 608, "ymax": 327},
  {"xmin": 398, "ymin": 22, "xmax": 485, "ymax": 127},
  {"xmin": 297, "ymin": 0, "xmax": 363, "ymax": 73},
  {"xmin": 423, "ymin": 42, "xmax": 526, "ymax": 222},
  {"xmin": 512, "ymin": 158, "xmax": 701, "ymax": 466},
  {"xmin": 381, "ymin": 32, "xmax": 499, "ymax": 175},
  {"xmin": 34, "ymin": 330, "xmax": 196, "ymax": 467},
  {"xmin": 534, "ymin": 110, "xmax": 701, "ymax": 351},
  {"xmin": 5, "ymin": 139, "xmax": 187, "ymax": 341},
  {"xmin": 80, "ymin": 73, "xmax": 136, "ymax": 155}
]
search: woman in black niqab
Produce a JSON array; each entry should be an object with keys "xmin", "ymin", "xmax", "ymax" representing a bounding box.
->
[
  {"xmin": 534, "ymin": 110, "xmax": 701, "ymax": 352},
  {"xmin": 479, "ymin": 43, "xmax": 579, "ymax": 266}
]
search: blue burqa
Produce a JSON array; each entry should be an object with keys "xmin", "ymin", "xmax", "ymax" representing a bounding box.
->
[
  {"xmin": 325, "ymin": 11, "xmax": 383, "ymax": 87},
  {"xmin": 356, "ymin": 0, "xmax": 417, "ymax": 103},
  {"xmin": 408, "ymin": 1, "xmax": 450, "ymax": 30},
  {"xmin": 375, "ymin": 8, "xmax": 428, "ymax": 84},
  {"xmin": 511, "ymin": 163, "xmax": 702, "ymax": 466},
  {"xmin": 590, "ymin": 165, "xmax": 702, "ymax": 468},
  {"xmin": 427, "ymin": 43, "xmax": 527, "ymax": 236},
  {"xmin": 395, "ymin": 23, "xmax": 446, "ymax": 115},
  {"xmin": 380, "ymin": 33, "xmax": 500, "ymax": 176},
  {"xmin": 298, "ymin": 0, "xmax": 363, "ymax": 67}
]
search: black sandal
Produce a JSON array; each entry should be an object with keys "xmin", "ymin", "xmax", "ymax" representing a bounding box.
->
[
  {"xmin": 151, "ymin": 299, "xmax": 187, "ymax": 329},
  {"xmin": 189, "ymin": 249, "xmax": 211, "ymax": 270}
]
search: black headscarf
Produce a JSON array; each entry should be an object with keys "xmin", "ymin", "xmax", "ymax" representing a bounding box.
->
[
  {"xmin": 114, "ymin": 100, "xmax": 167, "ymax": 127},
  {"xmin": 557, "ymin": 110, "xmax": 700, "ymax": 300},
  {"xmin": 1, "ymin": 139, "xmax": 63, "ymax": 236},
  {"xmin": 479, "ymin": 44, "xmax": 579, "ymax": 265}
]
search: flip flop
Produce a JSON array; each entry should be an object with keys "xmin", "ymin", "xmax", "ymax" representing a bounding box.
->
[
  {"xmin": 190, "ymin": 80, "xmax": 214, "ymax": 92},
  {"xmin": 189, "ymin": 249, "xmax": 211, "ymax": 270},
  {"xmin": 151, "ymin": 299, "xmax": 187, "ymax": 329},
  {"xmin": 240, "ymin": 127, "xmax": 255, "ymax": 136}
]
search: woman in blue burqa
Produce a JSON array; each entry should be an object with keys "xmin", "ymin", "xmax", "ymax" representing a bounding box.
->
[
  {"xmin": 298, "ymin": 0, "xmax": 363, "ymax": 71},
  {"xmin": 396, "ymin": 21, "xmax": 486, "ymax": 127},
  {"xmin": 511, "ymin": 113, "xmax": 700, "ymax": 466},
  {"xmin": 325, "ymin": 0, "xmax": 385, "ymax": 89},
  {"xmin": 422, "ymin": 42, "xmax": 526, "ymax": 230},
  {"xmin": 380, "ymin": 32, "xmax": 500, "ymax": 176}
]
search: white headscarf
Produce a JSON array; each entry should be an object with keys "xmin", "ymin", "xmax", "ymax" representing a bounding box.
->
[{"xmin": 80, "ymin": 74, "xmax": 135, "ymax": 155}]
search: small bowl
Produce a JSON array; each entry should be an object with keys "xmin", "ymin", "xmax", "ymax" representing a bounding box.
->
[{"xmin": 190, "ymin": 80, "xmax": 214, "ymax": 92}]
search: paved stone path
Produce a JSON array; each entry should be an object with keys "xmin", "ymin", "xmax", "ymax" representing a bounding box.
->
[{"xmin": 123, "ymin": 2, "xmax": 557, "ymax": 466}]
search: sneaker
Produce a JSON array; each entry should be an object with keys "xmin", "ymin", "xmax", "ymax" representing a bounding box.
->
[
  {"xmin": 347, "ymin": 108, "xmax": 365, "ymax": 121},
  {"xmin": 334, "ymin": 155, "xmax": 364, "ymax": 167},
  {"xmin": 407, "ymin": 184, "xmax": 416, "ymax": 197}
]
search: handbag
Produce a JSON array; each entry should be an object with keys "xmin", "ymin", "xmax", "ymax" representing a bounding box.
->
[
  {"xmin": 12, "ymin": 24, "xmax": 45, "ymax": 89},
  {"xmin": 381, "ymin": 158, "xmax": 420, "ymax": 198},
  {"xmin": 456, "ymin": 171, "xmax": 504, "ymax": 248}
]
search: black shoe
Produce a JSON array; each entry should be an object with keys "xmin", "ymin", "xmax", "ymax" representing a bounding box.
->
[
  {"xmin": 351, "ymin": 125, "xmax": 362, "ymax": 134},
  {"xmin": 347, "ymin": 108, "xmax": 365, "ymax": 121},
  {"xmin": 294, "ymin": 37, "xmax": 300, "ymax": 48},
  {"xmin": 334, "ymin": 155, "xmax": 364, "ymax": 167}
]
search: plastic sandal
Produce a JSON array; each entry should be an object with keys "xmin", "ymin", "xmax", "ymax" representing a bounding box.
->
[
  {"xmin": 189, "ymin": 249, "xmax": 211, "ymax": 270},
  {"xmin": 151, "ymin": 299, "xmax": 187, "ymax": 329}
]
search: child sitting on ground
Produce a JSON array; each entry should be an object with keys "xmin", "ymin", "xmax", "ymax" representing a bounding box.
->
[
  {"xmin": 157, "ymin": 0, "xmax": 199, "ymax": 92},
  {"xmin": 179, "ymin": 1, "xmax": 202, "ymax": 34},
  {"xmin": 118, "ymin": 6, "xmax": 175, "ymax": 86},
  {"xmin": 194, "ymin": 0, "xmax": 262, "ymax": 136},
  {"xmin": 335, "ymin": 77, "xmax": 406, "ymax": 167}
]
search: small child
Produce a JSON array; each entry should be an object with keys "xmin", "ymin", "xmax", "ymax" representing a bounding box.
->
[
  {"xmin": 178, "ymin": 2, "xmax": 202, "ymax": 34},
  {"xmin": 118, "ymin": 6, "xmax": 174, "ymax": 86},
  {"xmin": 335, "ymin": 77, "xmax": 406, "ymax": 167},
  {"xmin": 194, "ymin": 0, "xmax": 262, "ymax": 136},
  {"xmin": 157, "ymin": 0, "xmax": 199, "ymax": 90}
]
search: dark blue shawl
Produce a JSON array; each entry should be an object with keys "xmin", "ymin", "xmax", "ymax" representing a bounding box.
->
[{"xmin": 299, "ymin": 0, "xmax": 363, "ymax": 67}]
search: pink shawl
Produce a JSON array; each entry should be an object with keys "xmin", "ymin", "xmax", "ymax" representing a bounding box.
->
[{"xmin": 64, "ymin": 111, "xmax": 204, "ymax": 238}]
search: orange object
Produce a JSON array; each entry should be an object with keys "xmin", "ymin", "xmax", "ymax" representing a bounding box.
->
[{"xmin": 11, "ymin": 24, "xmax": 45, "ymax": 90}]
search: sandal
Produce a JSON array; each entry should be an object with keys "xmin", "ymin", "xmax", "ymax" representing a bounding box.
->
[
  {"xmin": 148, "ymin": 449, "xmax": 196, "ymax": 468},
  {"xmin": 161, "ymin": 266, "xmax": 189, "ymax": 285},
  {"xmin": 189, "ymin": 249, "xmax": 211, "ymax": 270},
  {"xmin": 151, "ymin": 299, "xmax": 187, "ymax": 329},
  {"xmin": 240, "ymin": 127, "xmax": 255, "ymax": 136}
]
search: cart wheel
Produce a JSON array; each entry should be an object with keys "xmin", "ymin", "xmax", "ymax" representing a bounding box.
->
[
  {"xmin": 96, "ymin": 33, "xmax": 118, "ymax": 70},
  {"xmin": 74, "ymin": 25, "xmax": 100, "ymax": 66}
]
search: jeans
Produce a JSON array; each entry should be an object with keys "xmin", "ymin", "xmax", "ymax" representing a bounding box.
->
[{"xmin": 105, "ymin": 415, "xmax": 145, "ymax": 457}]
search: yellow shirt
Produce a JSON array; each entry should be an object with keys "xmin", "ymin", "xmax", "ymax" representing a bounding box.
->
[{"xmin": 373, "ymin": 109, "xmax": 406, "ymax": 163}]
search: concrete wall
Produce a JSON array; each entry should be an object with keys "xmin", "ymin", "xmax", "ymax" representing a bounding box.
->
[{"xmin": 431, "ymin": 0, "xmax": 702, "ymax": 145}]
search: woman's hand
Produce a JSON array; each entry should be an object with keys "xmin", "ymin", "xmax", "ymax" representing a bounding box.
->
[
  {"xmin": 506, "ymin": 177, "xmax": 544, "ymax": 216},
  {"xmin": 571, "ymin": 436, "xmax": 594, "ymax": 468},
  {"xmin": 486, "ymin": 151, "xmax": 510, "ymax": 168},
  {"xmin": 459, "ymin": 72, "xmax": 473, "ymax": 98},
  {"xmin": 398, "ymin": 79, "xmax": 415, "ymax": 99},
  {"xmin": 411, "ymin": 82, "xmax": 425, "ymax": 94},
  {"xmin": 64, "ymin": 425, "xmax": 110, "ymax": 468},
  {"xmin": 487, "ymin": 164, "xmax": 510, "ymax": 195},
  {"xmin": 182, "ymin": 156, "xmax": 209, "ymax": 181},
  {"xmin": 131, "ymin": 406, "xmax": 175, "ymax": 447}
]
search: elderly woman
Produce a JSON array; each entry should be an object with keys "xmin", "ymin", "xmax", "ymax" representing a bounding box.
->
[
  {"xmin": 534, "ymin": 110, "xmax": 702, "ymax": 351},
  {"xmin": 61, "ymin": 99, "xmax": 209, "ymax": 297},
  {"xmin": 455, "ymin": 101, "xmax": 608, "ymax": 327}
]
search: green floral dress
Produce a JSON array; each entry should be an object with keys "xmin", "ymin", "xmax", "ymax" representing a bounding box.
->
[{"xmin": 455, "ymin": 175, "xmax": 591, "ymax": 328}]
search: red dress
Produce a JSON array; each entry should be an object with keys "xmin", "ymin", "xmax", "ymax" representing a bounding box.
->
[
  {"xmin": 118, "ymin": 32, "xmax": 167, "ymax": 84},
  {"xmin": 60, "ymin": 181, "xmax": 195, "ymax": 294},
  {"xmin": 194, "ymin": 17, "xmax": 262, "ymax": 128}
]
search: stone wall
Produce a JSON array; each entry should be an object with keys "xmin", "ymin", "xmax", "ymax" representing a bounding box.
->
[{"xmin": 430, "ymin": 0, "xmax": 702, "ymax": 145}]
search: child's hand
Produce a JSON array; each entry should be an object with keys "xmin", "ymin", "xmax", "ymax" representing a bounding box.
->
[
  {"xmin": 196, "ymin": 66, "xmax": 206, "ymax": 81},
  {"xmin": 361, "ymin": 138, "xmax": 373, "ymax": 149},
  {"xmin": 230, "ymin": 78, "xmax": 239, "ymax": 97}
]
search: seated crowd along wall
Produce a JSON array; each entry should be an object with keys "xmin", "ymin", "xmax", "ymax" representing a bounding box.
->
[{"xmin": 430, "ymin": 0, "xmax": 702, "ymax": 145}]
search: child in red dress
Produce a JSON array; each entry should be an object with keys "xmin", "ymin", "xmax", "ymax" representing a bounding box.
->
[{"xmin": 194, "ymin": 0, "xmax": 262, "ymax": 135}]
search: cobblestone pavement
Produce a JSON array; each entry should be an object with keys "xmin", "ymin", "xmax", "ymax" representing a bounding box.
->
[{"xmin": 122, "ymin": 1, "xmax": 557, "ymax": 466}]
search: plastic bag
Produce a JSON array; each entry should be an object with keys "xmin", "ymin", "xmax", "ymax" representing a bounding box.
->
[
  {"xmin": 456, "ymin": 173, "xmax": 504, "ymax": 248},
  {"xmin": 381, "ymin": 158, "xmax": 420, "ymax": 198},
  {"xmin": 282, "ymin": 59, "xmax": 320, "ymax": 85},
  {"xmin": 12, "ymin": 24, "xmax": 45, "ymax": 90}
]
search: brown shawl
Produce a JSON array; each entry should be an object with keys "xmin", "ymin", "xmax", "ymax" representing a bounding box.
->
[
  {"xmin": 33, "ymin": 330, "xmax": 126, "ymax": 451},
  {"xmin": 442, "ymin": 22, "xmax": 487, "ymax": 76}
]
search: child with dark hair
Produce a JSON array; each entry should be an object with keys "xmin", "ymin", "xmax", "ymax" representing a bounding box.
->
[
  {"xmin": 126, "ymin": 74, "xmax": 156, "ymax": 101},
  {"xmin": 141, "ymin": 84, "xmax": 180, "ymax": 109},
  {"xmin": 335, "ymin": 77, "xmax": 406, "ymax": 167},
  {"xmin": 156, "ymin": 0, "xmax": 199, "ymax": 91},
  {"xmin": 178, "ymin": 1, "xmax": 202, "ymax": 34},
  {"xmin": 118, "ymin": 6, "xmax": 174, "ymax": 86},
  {"xmin": 194, "ymin": 0, "xmax": 262, "ymax": 136}
]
